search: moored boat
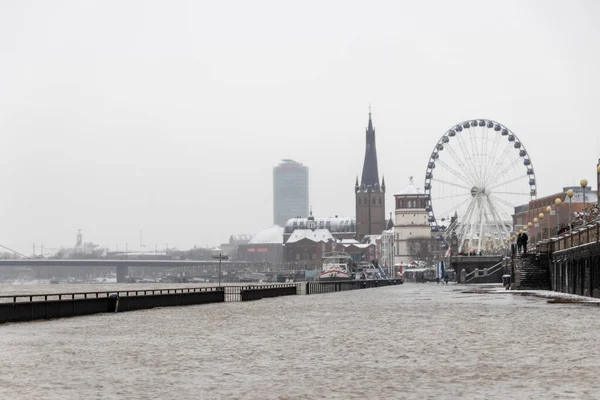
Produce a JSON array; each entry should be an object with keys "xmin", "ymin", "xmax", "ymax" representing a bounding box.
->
[{"xmin": 319, "ymin": 251, "xmax": 354, "ymax": 281}]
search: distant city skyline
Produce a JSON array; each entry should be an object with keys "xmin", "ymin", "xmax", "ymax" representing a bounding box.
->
[{"xmin": 0, "ymin": 1, "xmax": 599, "ymax": 255}]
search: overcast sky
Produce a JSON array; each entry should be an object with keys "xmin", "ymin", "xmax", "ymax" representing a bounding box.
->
[{"xmin": 1, "ymin": 0, "xmax": 599, "ymax": 255}]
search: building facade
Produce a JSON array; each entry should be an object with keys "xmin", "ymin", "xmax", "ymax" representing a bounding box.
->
[
  {"xmin": 514, "ymin": 186, "xmax": 598, "ymax": 242},
  {"xmin": 283, "ymin": 215, "xmax": 356, "ymax": 242},
  {"xmin": 393, "ymin": 179, "xmax": 431, "ymax": 265},
  {"xmin": 355, "ymin": 111, "xmax": 386, "ymax": 240},
  {"xmin": 273, "ymin": 159, "xmax": 309, "ymax": 227},
  {"xmin": 237, "ymin": 225, "xmax": 283, "ymax": 264}
]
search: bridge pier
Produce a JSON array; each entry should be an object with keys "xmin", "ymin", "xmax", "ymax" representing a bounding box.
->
[{"xmin": 116, "ymin": 265, "xmax": 128, "ymax": 283}]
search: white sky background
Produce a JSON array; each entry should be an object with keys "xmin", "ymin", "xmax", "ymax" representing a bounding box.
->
[{"xmin": 0, "ymin": 0, "xmax": 599, "ymax": 255}]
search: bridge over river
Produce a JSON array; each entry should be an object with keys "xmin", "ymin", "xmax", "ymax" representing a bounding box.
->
[{"xmin": 0, "ymin": 258, "xmax": 256, "ymax": 283}]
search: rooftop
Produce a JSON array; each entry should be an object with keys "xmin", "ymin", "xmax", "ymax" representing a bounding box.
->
[
  {"xmin": 394, "ymin": 177, "xmax": 424, "ymax": 196},
  {"xmin": 249, "ymin": 225, "xmax": 284, "ymax": 244},
  {"xmin": 286, "ymin": 229, "xmax": 334, "ymax": 244}
]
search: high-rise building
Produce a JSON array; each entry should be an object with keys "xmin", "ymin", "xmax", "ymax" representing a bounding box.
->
[
  {"xmin": 355, "ymin": 110, "xmax": 386, "ymax": 240},
  {"xmin": 273, "ymin": 159, "xmax": 309, "ymax": 227}
]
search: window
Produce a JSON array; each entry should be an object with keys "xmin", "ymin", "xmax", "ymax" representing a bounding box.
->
[{"xmin": 378, "ymin": 197, "xmax": 382, "ymax": 205}]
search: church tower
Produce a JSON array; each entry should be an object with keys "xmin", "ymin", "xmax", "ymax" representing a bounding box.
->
[{"xmin": 355, "ymin": 109, "xmax": 385, "ymax": 240}]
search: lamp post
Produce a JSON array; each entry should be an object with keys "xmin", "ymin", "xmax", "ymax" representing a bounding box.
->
[
  {"xmin": 212, "ymin": 252, "xmax": 229, "ymax": 287},
  {"xmin": 533, "ymin": 218, "xmax": 539, "ymax": 244},
  {"xmin": 538, "ymin": 213, "xmax": 545, "ymax": 242},
  {"xmin": 527, "ymin": 222, "xmax": 532, "ymax": 249},
  {"xmin": 555, "ymin": 198, "xmax": 562, "ymax": 234},
  {"xmin": 546, "ymin": 206, "xmax": 552, "ymax": 239},
  {"xmin": 567, "ymin": 189, "xmax": 574, "ymax": 231},
  {"xmin": 581, "ymin": 179, "xmax": 588, "ymax": 225}
]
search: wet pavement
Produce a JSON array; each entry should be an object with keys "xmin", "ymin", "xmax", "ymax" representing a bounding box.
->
[{"xmin": 1, "ymin": 282, "xmax": 599, "ymax": 399}]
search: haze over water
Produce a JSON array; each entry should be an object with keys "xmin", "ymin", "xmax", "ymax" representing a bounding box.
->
[{"xmin": 1, "ymin": 283, "xmax": 598, "ymax": 399}]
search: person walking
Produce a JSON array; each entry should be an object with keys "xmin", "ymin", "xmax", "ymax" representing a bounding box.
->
[
  {"xmin": 516, "ymin": 233, "xmax": 523, "ymax": 253},
  {"xmin": 522, "ymin": 232, "xmax": 529, "ymax": 253}
]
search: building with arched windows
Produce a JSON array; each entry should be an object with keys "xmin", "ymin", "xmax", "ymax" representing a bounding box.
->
[{"xmin": 393, "ymin": 178, "xmax": 431, "ymax": 265}]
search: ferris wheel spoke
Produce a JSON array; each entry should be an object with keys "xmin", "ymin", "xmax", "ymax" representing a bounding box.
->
[
  {"xmin": 489, "ymin": 174, "xmax": 528, "ymax": 191},
  {"xmin": 455, "ymin": 131, "xmax": 482, "ymax": 185},
  {"xmin": 486, "ymin": 156, "xmax": 524, "ymax": 187},
  {"xmin": 481, "ymin": 127, "xmax": 489, "ymax": 180},
  {"xmin": 488, "ymin": 194, "xmax": 516, "ymax": 210},
  {"xmin": 481, "ymin": 129, "xmax": 503, "ymax": 186},
  {"xmin": 435, "ymin": 192, "xmax": 472, "ymax": 201},
  {"xmin": 434, "ymin": 158, "xmax": 476, "ymax": 188},
  {"xmin": 431, "ymin": 178, "xmax": 472, "ymax": 191},
  {"xmin": 467, "ymin": 127, "xmax": 484, "ymax": 184},
  {"xmin": 476, "ymin": 198, "xmax": 487, "ymax": 253},
  {"xmin": 433, "ymin": 195, "xmax": 473, "ymax": 223},
  {"xmin": 444, "ymin": 142, "xmax": 479, "ymax": 186},
  {"xmin": 481, "ymin": 141, "xmax": 513, "ymax": 186},
  {"xmin": 456, "ymin": 199, "xmax": 478, "ymax": 252},
  {"xmin": 471, "ymin": 126, "xmax": 487, "ymax": 186},
  {"xmin": 486, "ymin": 196, "xmax": 512, "ymax": 237}
]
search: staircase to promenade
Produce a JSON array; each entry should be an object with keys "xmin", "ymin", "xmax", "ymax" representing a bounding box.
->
[{"xmin": 515, "ymin": 254, "xmax": 551, "ymax": 290}]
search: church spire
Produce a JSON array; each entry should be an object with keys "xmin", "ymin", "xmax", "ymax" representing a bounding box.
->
[{"xmin": 361, "ymin": 108, "xmax": 380, "ymax": 189}]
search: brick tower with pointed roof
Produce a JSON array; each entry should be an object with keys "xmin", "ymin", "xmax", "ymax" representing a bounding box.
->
[{"xmin": 355, "ymin": 109, "xmax": 385, "ymax": 240}]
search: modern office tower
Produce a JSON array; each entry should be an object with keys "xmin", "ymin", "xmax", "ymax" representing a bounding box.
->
[{"xmin": 273, "ymin": 160, "xmax": 309, "ymax": 227}]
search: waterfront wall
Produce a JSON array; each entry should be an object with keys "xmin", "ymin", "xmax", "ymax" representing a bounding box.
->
[
  {"xmin": 550, "ymin": 242, "xmax": 600, "ymax": 297},
  {"xmin": 0, "ymin": 288, "xmax": 225, "ymax": 324},
  {"xmin": 0, "ymin": 280, "xmax": 400, "ymax": 325},
  {"xmin": 0, "ymin": 297, "xmax": 113, "ymax": 324},
  {"xmin": 240, "ymin": 285, "xmax": 297, "ymax": 301},
  {"xmin": 306, "ymin": 279, "xmax": 402, "ymax": 294}
]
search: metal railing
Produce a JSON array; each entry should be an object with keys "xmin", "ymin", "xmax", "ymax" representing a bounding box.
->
[
  {"xmin": 0, "ymin": 280, "xmax": 400, "ymax": 305},
  {"xmin": 223, "ymin": 284, "xmax": 300, "ymax": 302},
  {"xmin": 465, "ymin": 260, "xmax": 504, "ymax": 283},
  {"xmin": 306, "ymin": 279, "xmax": 401, "ymax": 294},
  {"xmin": 0, "ymin": 286, "xmax": 223, "ymax": 304},
  {"xmin": 527, "ymin": 222, "xmax": 600, "ymax": 254}
]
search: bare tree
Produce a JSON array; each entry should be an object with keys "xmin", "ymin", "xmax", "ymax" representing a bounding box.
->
[{"xmin": 407, "ymin": 238, "xmax": 441, "ymax": 265}]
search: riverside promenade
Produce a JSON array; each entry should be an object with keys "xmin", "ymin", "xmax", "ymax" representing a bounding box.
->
[{"xmin": 1, "ymin": 283, "xmax": 599, "ymax": 399}]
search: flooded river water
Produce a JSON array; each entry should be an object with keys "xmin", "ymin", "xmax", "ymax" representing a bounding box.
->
[{"xmin": 1, "ymin": 282, "xmax": 599, "ymax": 399}]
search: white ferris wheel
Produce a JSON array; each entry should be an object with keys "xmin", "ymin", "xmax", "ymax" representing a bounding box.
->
[{"xmin": 424, "ymin": 119, "xmax": 537, "ymax": 254}]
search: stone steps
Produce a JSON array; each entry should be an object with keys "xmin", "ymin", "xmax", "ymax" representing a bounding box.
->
[{"xmin": 516, "ymin": 255, "xmax": 551, "ymax": 290}]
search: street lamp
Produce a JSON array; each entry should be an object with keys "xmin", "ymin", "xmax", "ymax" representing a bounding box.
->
[
  {"xmin": 581, "ymin": 179, "xmax": 588, "ymax": 224},
  {"xmin": 555, "ymin": 198, "xmax": 562, "ymax": 234},
  {"xmin": 212, "ymin": 252, "xmax": 229, "ymax": 287},
  {"xmin": 567, "ymin": 189, "xmax": 574, "ymax": 231},
  {"xmin": 546, "ymin": 206, "xmax": 552, "ymax": 239},
  {"xmin": 533, "ymin": 218, "xmax": 539, "ymax": 243}
]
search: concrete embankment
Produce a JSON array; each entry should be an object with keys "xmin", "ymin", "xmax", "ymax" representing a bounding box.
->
[{"xmin": 0, "ymin": 279, "xmax": 402, "ymax": 324}]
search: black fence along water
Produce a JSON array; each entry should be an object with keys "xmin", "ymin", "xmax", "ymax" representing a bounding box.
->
[
  {"xmin": 306, "ymin": 279, "xmax": 402, "ymax": 294},
  {"xmin": 0, "ymin": 280, "xmax": 400, "ymax": 324},
  {"xmin": 0, "ymin": 287, "xmax": 225, "ymax": 324}
]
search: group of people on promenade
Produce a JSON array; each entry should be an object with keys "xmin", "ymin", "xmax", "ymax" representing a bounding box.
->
[{"xmin": 516, "ymin": 232, "xmax": 528, "ymax": 253}]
